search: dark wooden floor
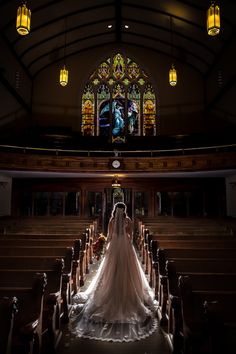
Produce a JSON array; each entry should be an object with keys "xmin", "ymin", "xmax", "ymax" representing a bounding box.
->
[{"xmin": 57, "ymin": 257, "xmax": 173, "ymax": 354}]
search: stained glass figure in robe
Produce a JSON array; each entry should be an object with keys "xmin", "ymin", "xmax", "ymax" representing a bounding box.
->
[
  {"xmin": 99, "ymin": 99, "xmax": 110, "ymax": 137},
  {"xmin": 98, "ymin": 84, "xmax": 110, "ymax": 137},
  {"xmin": 127, "ymin": 83, "xmax": 140, "ymax": 135},
  {"xmin": 112, "ymin": 98, "xmax": 125, "ymax": 143}
]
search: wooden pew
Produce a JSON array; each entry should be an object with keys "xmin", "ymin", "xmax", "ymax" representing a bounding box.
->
[
  {"xmin": 0, "ymin": 228, "xmax": 94, "ymax": 286},
  {"xmin": 136, "ymin": 218, "xmax": 236, "ymax": 354},
  {"xmin": 160, "ymin": 247, "xmax": 236, "ymax": 259},
  {"xmin": 137, "ymin": 226, "xmax": 234, "ymax": 275},
  {"xmin": 138, "ymin": 216, "xmax": 234, "ymax": 245},
  {"xmin": 156, "ymin": 251, "xmax": 236, "ymax": 354},
  {"xmin": 0, "ymin": 269, "xmax": 61, "ymax": 289},
  {"xmin": 146, "ymin": 237, "xmax": 236, "ymax": 288},
  {"xmin": 1, "ymin": 233, "xmax": 85, "ymax": 239},
  {"xmin": 152, "ymin": 239, "xmax": 236, "ymax": 249},
  {"xmin": 0, "ymin": 232, "xmax": 94, "ymax": 290},
  {"xmin": 0, "ymin": 238, "xmax": 81, "ymax": 247},
  {"xmin": 0, "ymin": 217, "xmax": 95, "ymax": 353},
  {"xmin": 154, "ymin": 247, "xmax": 236, "ymax": 307},
  {"xmin": 178, "ymin": 275, "xmax": 236, "ymax": 354},
  {"xmin": 166, "ymin": 260, "xmax": 236, "ymax": 328},
  {"xmin": 0, "ymin": 296, "xmax": 18, "ymax": 354},
  {"xmin": 137, "ymin": 217, "xmax": 232, "ymax": 237},
  {"xmin": 0, "ymin": 255, "xmax": 64, "ymax": 270},
  {"xmin": 149, "ymin": 243, "xmax": 236, "ymax": 283},
  {"xmin": 0, "ymin": 234, "xmax": 90, "ymax": 290},
  {"xmin": 147, "ymin": 233, "xmax": 234, "ymax": 240},
  {"xmin": 0, "ymin": 246, "xmax": 73, "ymax": 311},
  {"xmin": 165, "ymin": 257, "xmax": 236, "ymax": 274},
  {"xmin": 148, "ymin": 245, "xmax": 236, "ymax": 334},
  {"xmin": 0, "ymin": 273, "xmax": 47, "ymax": 354},
  {"xmin": 1, "ymin": 217, "xmax": 98, "ymax": 236},
  {"xmin": 0, "ymin": 257, "xmax": 69, "ymax": 352},
  {"xmin": 136, "ymin": 218, "xmax": 234, "ymax": 258},
  {"xmin": 0, "ymin": 245, "xmax": 73, "ymax": 257},
  {"xmin": 0, "ymin": 217, "xmax": 96, "ymax": 349}
]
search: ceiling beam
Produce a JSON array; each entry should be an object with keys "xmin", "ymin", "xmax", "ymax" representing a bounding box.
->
[
  {"xmin": 204, "ymin": 27, "xmax": 236, "ymax": 80},
  {"xmin": 115, "ymin": 0, "xmax": 122, "ymax": 42},
  {"xmin": 204, "ymin": 26, "xmax": 236, "ymax": 112},
  {"xmin": 1, "ymin": 33, "xmax": 32, "ymax": 80},
  {"xmin": 0, "ymin": 72, "xmax": 31, "ymax": 114},
  {"xmin": 205, "ymin": 74, "xmax": 236, "ymax": 113}
]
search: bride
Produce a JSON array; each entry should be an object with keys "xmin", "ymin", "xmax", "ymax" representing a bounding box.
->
[{"xmin": 70, "ymin": 202, "xmax": 158, "ymax": 342}]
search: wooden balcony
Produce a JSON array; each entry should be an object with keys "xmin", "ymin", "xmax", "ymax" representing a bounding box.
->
[{"xmin": 0, "ymin": 147, "xmax": 235, "ymax": 175}]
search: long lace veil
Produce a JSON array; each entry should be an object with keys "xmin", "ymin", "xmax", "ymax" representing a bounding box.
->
[{"xmin": 111, "ymin": 205, "xmax": 126, "ymax": 239}]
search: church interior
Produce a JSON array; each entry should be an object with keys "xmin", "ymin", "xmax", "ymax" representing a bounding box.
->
[{"xmin": 0, "ymin": 0, "xmax": 236, "ymax": 353}]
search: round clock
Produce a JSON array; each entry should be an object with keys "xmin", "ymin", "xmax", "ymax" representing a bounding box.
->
[{"xmin": 111, "ymin": 159, "xmax": 121, "ymax": 169}]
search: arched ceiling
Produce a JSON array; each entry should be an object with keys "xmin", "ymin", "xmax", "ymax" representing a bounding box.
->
[
  {"xmin": 1, "ymin": 0, "xmax": 236, "ymax": 79},
  {"xmin": 0, "ymin": 0, "xmax": 236, "ymax": 178},
  {"xmin": 0, "ymin": 0, "xmax": 236, "ymax": 144}
]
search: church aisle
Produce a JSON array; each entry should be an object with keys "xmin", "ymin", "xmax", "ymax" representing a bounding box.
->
[
  {"xmin": 57, "ymin": 325, "xmax": 172, "ymax": 354},
  {"xmin": 56, "ymin": 255, "xmax": 172, "ymax": 354}
]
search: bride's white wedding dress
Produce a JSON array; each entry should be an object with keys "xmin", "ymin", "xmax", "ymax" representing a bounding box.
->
[{"xmin": 70, "ymin": 207, "xmax": 158, "ymax": 342}]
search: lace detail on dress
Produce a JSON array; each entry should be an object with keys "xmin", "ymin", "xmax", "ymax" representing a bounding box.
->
[{"xmin": 70, "ymin": 311, "xmax": 158, "ymax": 342}]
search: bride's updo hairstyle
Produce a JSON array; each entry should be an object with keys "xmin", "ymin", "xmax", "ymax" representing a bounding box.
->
[{"xmin": 111, "ymin": 202, "xmax": 127, "ymax": 219}]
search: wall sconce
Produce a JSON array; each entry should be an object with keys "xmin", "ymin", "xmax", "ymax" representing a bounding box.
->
[
  {"xmin": 207, "ymin": 2, "xmax": 220, "ymax": 36},
  {"xmin": 16, "ymin": 2, "xmax": 31, "ymax": 35}
]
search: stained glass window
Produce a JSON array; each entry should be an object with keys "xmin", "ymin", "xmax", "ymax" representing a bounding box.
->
[
  {"xmin": 113, "ymin": 53, "xmax": 125, "ymax": 80},
  {"xmin": 81, "ymin": 53, "xmax": 157, "ymax": 141},
  {"xmin": 128, "ymin": 84, "xmax": 140, "ymax": 135},
  {"xmin": 97, "ymin": 84, "xmax": 110, "ymax": 137},
  {"xmin": 81, "ymin": 84, "xmax": 95, "ymax": 136},
  {"xmin": 143, "ymin": 84, "xmax": 156, "ymax": 136},
  {"xmin": 98, "ymin": 62, "xmax": 110, "ymax": 80}
]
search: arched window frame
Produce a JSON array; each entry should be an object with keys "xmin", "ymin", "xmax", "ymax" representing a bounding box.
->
[{"xmin": 81, "ymin": 53, "xmax": 157, "ymax": 141}]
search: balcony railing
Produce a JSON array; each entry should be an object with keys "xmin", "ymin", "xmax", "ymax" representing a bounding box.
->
[{"xmin": 0, "ymin": 143, "xmax": 236, "ymax": 158}]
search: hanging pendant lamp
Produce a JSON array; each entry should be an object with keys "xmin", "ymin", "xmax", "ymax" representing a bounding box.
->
[
  {"xmin": 169, "ymin": 64, "xmax": 177, "ymax": 87},
  {"xmin": 16, "ymin": 2, "xmax": 31, "ymax": 35},
  {"xmin": 169, "ymin": 17, "xmax": 177, "ymax": 87},
  {"xmin": 60, "ymin": 65, "xmax": 68, "ymax": 86},
  {"xmin": 60, "ymin": 18, "xmax": 69, "ymax": 86},
  {"xmin": 207, "ymin": 2, "xmax": 220, "ymax": 36}
]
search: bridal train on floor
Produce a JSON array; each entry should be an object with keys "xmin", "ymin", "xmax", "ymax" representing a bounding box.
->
[{"xmin": 70, "ymin": 202, "xmax": 158, "ymax": 342}]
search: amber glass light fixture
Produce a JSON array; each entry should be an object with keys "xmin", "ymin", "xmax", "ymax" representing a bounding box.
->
[
  {"xmin": 60, "ymin": 65, "xmax": 68, "ymax": 86},
  {"xmin": 112, "ymin": 175, "xmax": 121, "ymax": 188},
  {"xmin": 60, "ymin": 18, "xmax": 69, "ymax": 86},
  {"xmin": 169, "ymin": 64, "xmax": 177, "ymax": 86},
  {"xmin": 207, "ymin": 2, "xmax": 220, "ymax": 36},
  {"xmin": 169, "ymin": 17, "xmax": 177, "ymax": 87},
  {"xmin": 16, "ymin": 2, "xmax": 31, "ymax": 35}
]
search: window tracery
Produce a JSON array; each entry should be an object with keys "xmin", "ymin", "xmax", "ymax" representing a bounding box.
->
[{"xmin": 81, "ymin": 53, "xmax": 157, "ymax": 141}]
